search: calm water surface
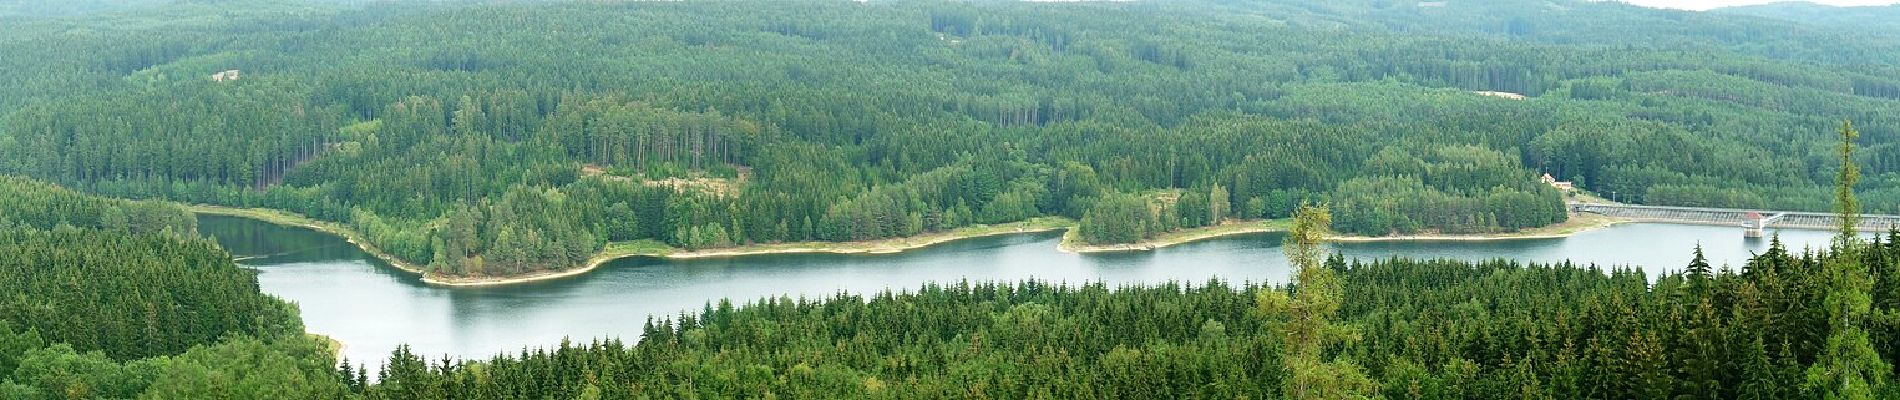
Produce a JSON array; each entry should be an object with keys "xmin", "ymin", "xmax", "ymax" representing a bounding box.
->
[{"xmin": 196, "ymin": 215, "xmax": 1848, "ymax": 365}]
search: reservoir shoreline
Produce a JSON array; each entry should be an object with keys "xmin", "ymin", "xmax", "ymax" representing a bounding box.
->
[
  {"xmin": 196, "ymin": 204, "xmax": 1812, "ymax": 287},
  {"xmin": 207, "ymin": 213, "xmax": 1851, "ymax": 365},
  {"xmin": 188, "ymin": 205, "xmax": 432, "ymax": 276},
  {"xmin": 1058, "ymin": 219, "xmax": 1290, "ymax": 253},
  {"xmin": 426, "ymin": 217, "xmax": 1075, "ymax": 286}
]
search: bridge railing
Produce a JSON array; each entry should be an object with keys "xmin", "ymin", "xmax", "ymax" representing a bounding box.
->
[{"xmin": 1569, "ymin": 203, "xmax": 1900, "ymax": 231}]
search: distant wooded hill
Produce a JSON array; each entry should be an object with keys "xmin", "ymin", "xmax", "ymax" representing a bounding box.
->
[
  {"xmin": 1, "ymin": 0, "xmax": 1898, "ymax": 276},
  {"xmin": 1716, "ymin": 2, "xmax": 1900, "ymax": 32}
]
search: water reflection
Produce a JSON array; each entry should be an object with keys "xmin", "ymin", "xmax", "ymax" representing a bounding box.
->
[{"xmin": 196, "ymin": 215, "xmax": 1848, "ymax": 365}]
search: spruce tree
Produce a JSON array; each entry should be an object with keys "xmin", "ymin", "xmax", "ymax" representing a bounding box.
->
[
  {"xmin": 1688, "ymin": 243, "xmax": 1713, "ymax": 295},
  {"xmin": 1803, "ymin": 119, "xmax": 1890, "ymax": 399},
  {"xmin": 1836, "ymin": 120, "xmax": 1862, "ymax": 248},
  {"xmin": 1263, "ymin": 204, "xmax": 1375, "ymax": 399}
]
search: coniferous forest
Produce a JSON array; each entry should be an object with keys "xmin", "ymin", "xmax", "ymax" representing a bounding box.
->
[
  {"xmin": 0, "ymin": 177, "xmax": 345, "ymax": 399},
  {"xmin": 0, "ymin": 0, "xmax": 1898, "ymax": 398},
  {"xmin": 351, "ymin": 239, "xmax": 1900, "ymax": 399},
  {"xmin": 0, "ymin": 176, "xmax": 1894, "ymax": 399},
  {"xmin": 4, "ymin": 0, "xmax": 1900, "ymax": 276}
]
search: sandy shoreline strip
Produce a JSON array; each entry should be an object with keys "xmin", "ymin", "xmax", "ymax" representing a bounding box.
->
[
  {"xmin": 194, "ymin": 204, "xmax": 1080, "ymax": 286},
  {"xmin": 197, "ymin": 205, "xmax": 1653, "ymax": 287},
  {"xmin": 425, "ymin": 218, "xmax": 1077, "ymax": 286},
  {"xmin": 1058, "ymin": 219, "xmax": 1290, "ymax": 253}
]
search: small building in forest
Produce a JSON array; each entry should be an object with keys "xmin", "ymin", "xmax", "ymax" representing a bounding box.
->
[
  {"xmin": 211, "ymin": 70, "xmax": 241, "ymax": 82},
  {"xmin": 1474, "ymin": 90, "xmax": 1527, "ymax": 100},
  {"xmin": 1540, "ymin": 173, "xmax": 1575, "ymax": 192}
]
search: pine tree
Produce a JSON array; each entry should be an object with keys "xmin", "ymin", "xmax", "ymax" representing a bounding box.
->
[
  {"xmin": 1264, "ymin": 203, "xmax": 1375, "ymax": 399},
  {"xmin": 1803, "ymin": 119, "xmax": 1890, "ymax": 399},
  {"xmin": 1688, "ymin": 244, "xmax": 1712, "ymax": 280},
  {"xmin": 1210, "ymin": 184, "xmax": 1229, "ymax": 224},
  {"xmin": 339, "ymin": 358, "xmax": 363, "ymax": 392},
  {"xmin": 1736, "ymin": 337, "xmax": 1780, "ymax": 400},
  {"xmin": 1688, "ymin": 244, "xmax": 1713, "ymax": 295},
  {"xmin": 1836, "ymin": 120, "xmax": 1862, "ymax": 248},
  {"xmin": 1627, "ymin": 329, "xmax": 1671, "ymax": 400},
  {"xmin": 1679, "ymin": 299, "xmax": 1726, "ymax": 399}
]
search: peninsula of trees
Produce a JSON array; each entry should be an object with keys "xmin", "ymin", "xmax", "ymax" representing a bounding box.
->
[
  {"xmin": 2, "ymin": 0, "xmax": 1897, "ymax": 281},
  {"xmin": 2, "ymin": 176, "xmax": 1894, "ymax": 398}
]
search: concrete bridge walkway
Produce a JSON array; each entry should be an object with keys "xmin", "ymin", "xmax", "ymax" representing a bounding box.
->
[{"xmin": 1569, "ymin": 202, "xmax": 1900, "ymax": 235}]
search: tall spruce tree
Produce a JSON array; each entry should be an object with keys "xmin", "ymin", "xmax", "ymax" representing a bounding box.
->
[
  {"xmin": 1836, "ymin": 120, "xmax": 1862, "ymax": 248},
  {"xmin": 1262, "ymin": 204, "xmax": 1375, "ymax": 399},
  {"xmin": 1804, "ymin": 120, "xmax": 1890, "ymax": 399},
  {"xmin": 1689, "ymin": 243, "xmax": 1714, "ymax": 294}
]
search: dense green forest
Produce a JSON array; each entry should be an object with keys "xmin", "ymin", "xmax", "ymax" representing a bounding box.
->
[
  {"xmin": 9, "ymin": 235, "xmax": 1897, "ymax": 398},
  {"xmin": 310, "ymin": 191, "xmax": 1897, "ymax": 399},
  {"xmin": 1, "ymin": 172, "xmax": 1894, "ymax": 399},
  {"xmin": 2, "ymin": 2, "xmax": 1897, "ymax": 396},
  {"xmin": 0, "ymin": 176, "xmax": 196, "ymax": 235},
  {"xmin": 0, "ymin": 177, "xmax": 345, "ymax": 399},
  {"xmin": 0, "ymin": 176, "xmax": 301, "ymax": 361},
  {"xmin": 4, "ymin": 0, "xmax": 1899, "ymax": 275},
  {"xmin": 333, "ymin": 237, "xmax": 1897, "ymax": 399},
  {"xmin": 1715, "ymin": 3, "xmax": 1900, "ymax": 32}
]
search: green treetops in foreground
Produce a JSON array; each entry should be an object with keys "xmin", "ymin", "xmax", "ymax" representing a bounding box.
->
[
  {"xmin": 0, "ymin": 177, "xmax": 340, "ymax": 399},
  {"xmin": 0, "ymin": 178, "xmax": 1895, "ymax": 398},
  {"xmin": 1804, "ymin": 119, "xmax": 1889, "ymax": 400},
  {"xmin": 332, "ymin": 239, "xmax": 1897, "ymax": 399},
  {"xmin": 1263, "ymin": 204, "xmax": 1377, "ymax": 399}
]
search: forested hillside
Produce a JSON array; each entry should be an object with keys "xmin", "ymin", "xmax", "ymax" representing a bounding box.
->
[
  {"xmin": 0, "ymin": 176, "xmax": 195, "ymax": 234},
  {"xmin": 2, "ymin": 0, "xmax": 1898, "ymax": 277},
  {"xmin": 0, "ymin": 177, "xmax": 292, "ymax": 360},
  {"xmin": 7, "ymin": 205, "xmax": 1898, "ymax": 398},
  {"xmin": 1716, "ymin": 2, "xmax": 1900, "ymax": 32},
  {"xmin": 0, "ymin": 0, "xmax": 168, "ymax": 17},
  {"xmin": 0, "ymin": 174, "xmax": 1892, "ymax": 398},
  {"xmin": 0, "ymin": 178, "xmax": 345, "ymax": 399}
]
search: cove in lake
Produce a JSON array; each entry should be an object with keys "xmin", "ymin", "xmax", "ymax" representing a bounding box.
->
[{"xmin": 197, "ymin": 215, "xmax": 1852, "ymax": 366}]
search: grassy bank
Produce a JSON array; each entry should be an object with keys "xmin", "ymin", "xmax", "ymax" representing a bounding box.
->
[
  {"xmin": 407, "ymin": 217, "xmax": 1080, "ymax": 286},
  {"xmin": 309, "ymin": 333, "xmax": 345, "ymax": 360},
  {"xmin": 194, "ymin": 202, "xmax": 1629, "ymax": 287},
  {"xmin": 424, "ymin": 217, "xmax": 1072, "ymax": 286},
  {"xmin": 1059, "ymin": 213, "xmax": 1630, "ymax": 252},
  {"xmin": 191, "ymin": 203, "xmax": 1079, "ymax": 286},
  {"xmin": 667, "ymin": 217, "xmax": 1075, "ymax": 258},
  {"xmin": 1059, "ymin": 219, "xmax": 1292, "ymax": 253}
]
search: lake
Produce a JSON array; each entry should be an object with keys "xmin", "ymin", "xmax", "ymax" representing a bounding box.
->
[{"xmin": 196, "ymin": 215, "xmax": 1851, "ymax": 366}]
